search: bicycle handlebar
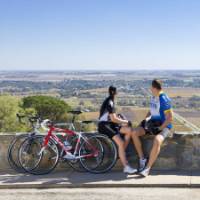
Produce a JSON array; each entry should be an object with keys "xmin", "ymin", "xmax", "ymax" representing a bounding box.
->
[{"xmin": 16, "ymin": 113, "xmax": 42, "ymax": 124}]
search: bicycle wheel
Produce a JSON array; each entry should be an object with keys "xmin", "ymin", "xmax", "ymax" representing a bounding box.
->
[
  {"xmin": 7, "ymin": 134, "xmax": 31, "ymax": 172},
  {"xmin": 79, "ymin": 134, "xmax": 104, "ymax": 172},
  {"xmin": 64, "ymin": 133, "xmax": 97, "ymax": 172},
  {"xmin": 19, "ymin": 135, "xmax": 59, "ymax": 175},
  {"xmin": 92, "ymin": 134, "xmax": 118, "ymax": 173},
  {"xmin": 79, "ymin": 134, "xmax": 115, "ymax": 173},
  {"xmin": 79, "ymin": 134, "xmax": 117, "ymax": 173}
]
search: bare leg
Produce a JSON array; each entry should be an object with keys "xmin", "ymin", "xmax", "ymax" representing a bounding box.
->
[
  {"xmin": 131, "ymin": 127, "xmax": 145, "ymax": 159},
  {"xmin": 124, "ymin": 134, "xmax": 131, "ymax": 149},
  {"xmin": 120, "ymin": 126, "xmax": 132, "ymax": 149},
  {"xmin": 112, "ymin": 135, "xmax": 127, "ymax": 167},
  {"xmin": 146, "ymin": 134, "xmax": 164, "ymax": 169}
]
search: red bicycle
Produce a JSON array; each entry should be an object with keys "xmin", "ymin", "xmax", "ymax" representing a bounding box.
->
[{"xmin": 18, "ymin": 111, "xmax": 117, "ymax": 175}]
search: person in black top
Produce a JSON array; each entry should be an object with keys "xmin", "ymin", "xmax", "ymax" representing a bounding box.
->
[{"xmin": 98, "ymin": 86, "xmax": 137, "ymax": 174}]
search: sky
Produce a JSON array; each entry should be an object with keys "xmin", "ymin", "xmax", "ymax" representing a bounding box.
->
[{"xmin": 0, "ymin": 0, "xmax": 200, "ymax": 71}]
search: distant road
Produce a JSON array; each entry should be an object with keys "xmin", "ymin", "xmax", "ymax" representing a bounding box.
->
[{"xmin": 173, "ymin": 112, "xmax": 200, "ymax": 132}]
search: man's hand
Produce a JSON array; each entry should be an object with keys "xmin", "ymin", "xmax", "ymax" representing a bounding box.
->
[
  {"xmin": 151, "ymin": 126, "xmax": 162, "ymax": 135},
  {"xmin": 110, "ymin": 113, "xmax": 129, "ymax": 124},
  {"xmin": 127, "ymin": 120, "xmax": 132, "ymax": 127}
]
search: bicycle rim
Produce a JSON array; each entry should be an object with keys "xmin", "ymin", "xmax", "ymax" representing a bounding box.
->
[
  {"xmin": 79, "ymin": 135, "xmax": 104, "ymax": 172},
  {"xmin": 19, "ymin": 135, "xmax": 59, "ymax": 175},
  {"xmin": 80, "ymin": 134, "xmax": 118, "ymax": 173},
  {"xmin": 7, "ymin": 134, "xmax": 30, "ymax": 172}
]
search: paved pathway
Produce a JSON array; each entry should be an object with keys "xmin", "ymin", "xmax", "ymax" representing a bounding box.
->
[
  {"xmin": 0, "ymin": 169, "xmax": 200, "ymax": 188},
  {"xmin": 0, "ymin": 188, "xmax": 200, "ymax": 200}
]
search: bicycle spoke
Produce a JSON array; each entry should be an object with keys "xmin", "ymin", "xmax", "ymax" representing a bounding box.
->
[
  {"xmin": 80, "ymin": 134, "xmax": 117, "ymax": 173},
  {"xmin": 18, "ymin": 136, "xmax": 59, "ymax": 175}
]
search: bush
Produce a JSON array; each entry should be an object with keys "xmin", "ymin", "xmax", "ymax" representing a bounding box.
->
[
  {"xmin": 0, "ymin": 95, "xmax": 21, "ymax": 132},
  {"xmin": 21, "ymin": 96, "xmax": 71, "ymax": 122}
]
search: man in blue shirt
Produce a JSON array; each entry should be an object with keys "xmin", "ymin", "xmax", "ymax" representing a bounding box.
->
[{"xmin": 131, "ymin": 79, "xmax": 173, "ymax": 177}]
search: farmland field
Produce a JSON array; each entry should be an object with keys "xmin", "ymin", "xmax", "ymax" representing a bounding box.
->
[
  {"xmin": 0, "ymin": 70, "xmax": 200, "ymax": 133},
  {"xmin": 165, "ymin": 87, "xmax": 200, "ymax": 98}
]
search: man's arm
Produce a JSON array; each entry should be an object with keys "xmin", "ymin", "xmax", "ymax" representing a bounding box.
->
[
  {"xmin": 160, "ymin": 110, "xmax": 173, "ymax": 130},
  {"xmin": 109, "ymin": 113, "xmax": 128, "ymax": 125},
  {"xmin": 145, "ymin": 111, "xmax": 151, "ymax": 119},
  {"xmin": 106, "ymin": 99, "xmax": 129, "ymax": 125}
]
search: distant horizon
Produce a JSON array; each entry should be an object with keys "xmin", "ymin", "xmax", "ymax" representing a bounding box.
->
[{"xmin": 1, "ymin": 68, "xmax": 200, "ymax": 72}]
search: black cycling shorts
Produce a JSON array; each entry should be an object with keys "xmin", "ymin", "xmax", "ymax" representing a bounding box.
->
[
  {"xmin": 139, "ymin": 119, "xmax": 162, "ymax": 135},
  {"xmin": 98, "ymin": 122, "xmax": 121, "ymax": 139},
  {"xmin": 140, "ymin": 120, "xmax": 150, "ymax": 134},
  {"xmin": 140, "ymin": 120, "xmax": 171, "ymax": 139}
]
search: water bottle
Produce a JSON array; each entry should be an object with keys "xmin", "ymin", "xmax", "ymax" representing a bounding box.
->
[{"xmin": 63, "ymin": 140, "xmax": 72, "ymax": 151}]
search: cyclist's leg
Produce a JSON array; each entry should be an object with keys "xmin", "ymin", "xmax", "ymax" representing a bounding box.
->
[
  {"xmin": 98, "ymin": 123, "xmax": 127, "ymax": 166},
  {"xmin": 124, "ymin": 134, "xmax": 131, "ymax": 149},
  {"xmin": 112, "ymin": 134, "xmax": 127, "ymax": 167},
  {"xmin": 146, "ymin": 134, "xmax": 164, "ymax": 169},
  {"xmin": 146, "ymin": 128, "xmax": 170, "ymax": 169},
  {"xmin": 120, "ymin": 126, "xmax": 132, "ymax": 149},
  {"xmin": 131, "ymin": 127, "xmax": 146, "ymax": 159}
]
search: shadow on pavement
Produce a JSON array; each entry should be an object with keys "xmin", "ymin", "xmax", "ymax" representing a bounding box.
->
[{"xmin": 0, "ymin": 169, "xmax": 196, "ymax": 186}]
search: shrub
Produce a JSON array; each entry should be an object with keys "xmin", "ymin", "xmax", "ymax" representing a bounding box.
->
[{"xmin": 21, "ymin": 95, "xmax": 71, "ymax": 122}]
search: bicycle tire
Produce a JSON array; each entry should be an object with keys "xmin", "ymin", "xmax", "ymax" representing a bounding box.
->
[
  {"xmin": 65, "ymin": 133, "xmax": 97, "ymax": 172},
  {"xmin": 7, "ymin": 134, "xmax": 33, "ymax": 172},
  {"xmin": 79, "ymin": 134, "xmax": 118, "ymax": 173},
  {"xmin": 18, "ymin": 135, "xmax": 59, "ymax": 175}
]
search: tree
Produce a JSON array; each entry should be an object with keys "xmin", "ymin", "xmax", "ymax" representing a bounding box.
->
[
  {"xmin": 0, "ymin": 95, "xmax": 21, "ymax": 132},
  {"xmin": 21, "ymin": 96, "xmax": 71, "ymax": 121}
]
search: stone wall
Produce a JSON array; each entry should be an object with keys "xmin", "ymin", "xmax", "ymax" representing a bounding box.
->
[
  {"xmin": 0, "ymin": 132, "xmax": 200, "ymax": 172},
  {"xmin": 126, "ymin": 132, "xmax": 200, "ymax": 170}
]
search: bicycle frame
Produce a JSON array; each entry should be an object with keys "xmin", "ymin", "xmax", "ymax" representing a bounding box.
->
[{"xmin": 39, "ymin": 125, "xmax": 99, "ymax": 159}]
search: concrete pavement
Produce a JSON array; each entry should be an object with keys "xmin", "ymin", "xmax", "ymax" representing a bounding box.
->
[
  {"xmin": 1, "ymin": 188, "xmax": 200, "ymax": 200},
  {"xmin": 1, "ymin": 169, "xmax": 200, "ymax": 189}
]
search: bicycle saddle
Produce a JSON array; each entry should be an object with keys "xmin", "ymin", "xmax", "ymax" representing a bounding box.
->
[
  {"xmin": 81, "ymin": 120, "xmax": 97, "ymax": 124},
  {"xmin": 68, "ymin": 110, "xmax": 83, "ymax": 115}
]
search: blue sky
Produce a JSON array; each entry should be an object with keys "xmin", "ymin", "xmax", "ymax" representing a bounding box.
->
[{"xmin": 0, "ymin": 0, "xmax": 200, "ymax": 70}]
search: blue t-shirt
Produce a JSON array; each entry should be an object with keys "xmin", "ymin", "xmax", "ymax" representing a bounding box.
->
[{"xmin": 150, "ymin": 92, "xmax": 173, "ymax": 129}]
